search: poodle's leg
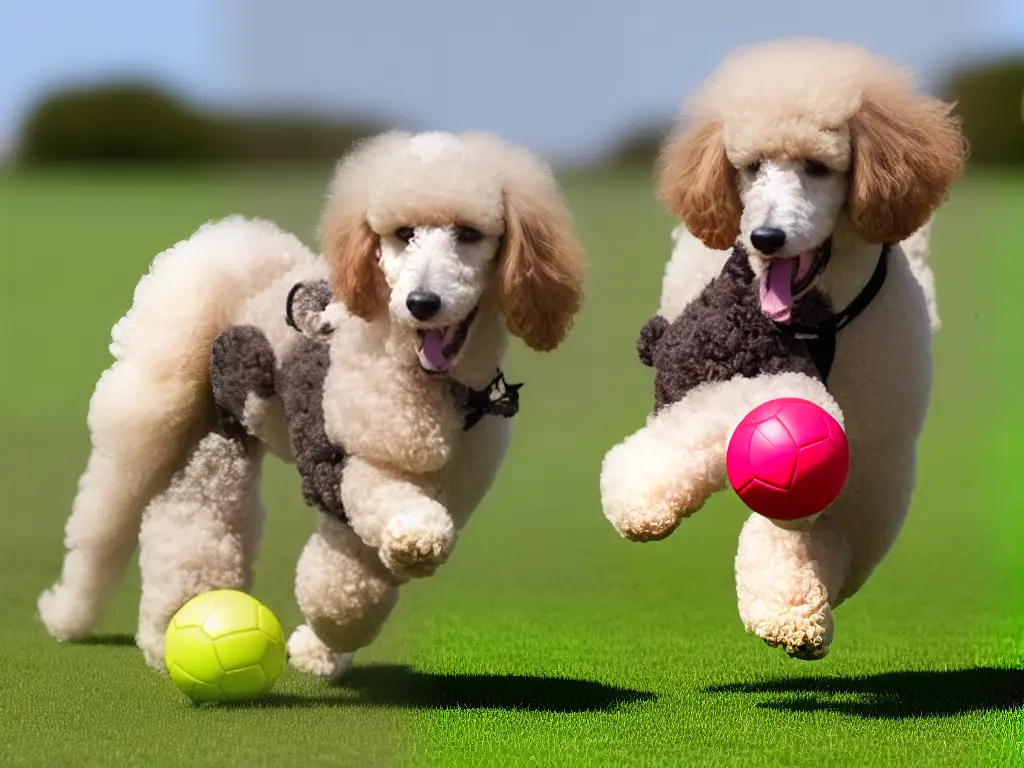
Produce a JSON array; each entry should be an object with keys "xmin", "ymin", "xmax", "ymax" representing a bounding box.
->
[
  {"xmin": 341, "ymin": 456, "xmax": 455, "ymax": 581},
  {"xmin": 289, "ymin": 514, "xmax": 399, "ymax": 679},
  {"xmin": 135, "ymin": 432, "xmax": 264, "ymax": 670},
  {"xmin": 441, "ymin": 414, "xmax": 512, "ymax": 529},
  {"xmin": 37, "ymin": 450, "xmax": 153, "ymax": 641},
  {"xmin": 601, "ymin": 411, "xmax": 723, "ymax": 542},
  {"xmin": 601, "ymin": 371, "xmax": 842, "ymax": 542},
  {"xmin": 38, "ymin": 367, "xmax": 208, "ymax": 642},
  {"xmin": 735, "ymin": 513, "xmax": 850, "ymax": 660}
]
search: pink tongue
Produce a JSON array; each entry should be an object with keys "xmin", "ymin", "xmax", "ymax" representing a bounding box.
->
[
  {"xmin": 418, "ymin": 330, "xmax": 451, "ymax": 372},
  {"xmin": 761, "ymin": 258, "xmax": 795, "ymax": 323}
]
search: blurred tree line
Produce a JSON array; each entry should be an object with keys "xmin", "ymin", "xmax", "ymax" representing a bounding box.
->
[
  {"xmin": 940, "ymin": 57, "xmax": 1024, "ymax": 166},
  {"xmin": 15, "ymin": 82, "xmax": 386, "ymax": 164},
  {"xmin": 13, "ymin": 56, "xmax": 1023, "ymax": 167},
  {"xmin": 607, "ymin": 56, "xmax": 1024, "ymax": 169}
]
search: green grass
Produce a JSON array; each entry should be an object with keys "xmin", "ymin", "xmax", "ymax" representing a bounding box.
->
[{"xmin": 1, "ymin": 164, "xmax": 1021, "ymax": 767}]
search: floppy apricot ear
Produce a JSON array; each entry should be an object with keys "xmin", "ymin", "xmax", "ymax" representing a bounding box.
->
[
  {"xmin": 656, "ymin": 121, "xmax": 741, "ymax": 251},
  {"xmin": 498, "ymin": 185, "xmax": 586, "ymax": 352},
  {"xmin": 324, "ymin": 215, "xmax": 386, "ymax": 320},
  {"xmin": 848, "ymin": 88, "xmax": 966, "ymax": 243}
]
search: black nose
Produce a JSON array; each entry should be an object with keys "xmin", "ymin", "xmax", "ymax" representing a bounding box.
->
[
  {"xmin": 750, "ymin": 227, "xmax": 787, "ymax": 255},
  {"xmin": 406, "ymin": 290, "xmax": 442, "ymax": 321}
]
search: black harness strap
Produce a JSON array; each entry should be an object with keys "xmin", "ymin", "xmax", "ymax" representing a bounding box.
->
[
  {"xmin": 779, "ymin": 244, "xmax": 891, "ymax": 385},
  {"xmin": 454, "ymin": 370, "xmax": 523, "ymax": 431}
]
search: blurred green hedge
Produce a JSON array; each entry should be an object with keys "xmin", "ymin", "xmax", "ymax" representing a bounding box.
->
[
  {"xmin": 16, "ymin": 61, "xmax": 1024, "ymax": 168},
  {"xmin": 606, "ymin": 121, "xmax": 675, "ymax": 168},
  {"xmin": 16, "ymin": 82, "xmax": 386, "ymax": 164},
  {"xmin": 940, "ymin": 57, "xmax": 1024, "ymax": 167}
]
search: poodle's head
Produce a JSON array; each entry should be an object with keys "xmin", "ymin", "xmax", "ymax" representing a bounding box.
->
[
  {"xmin": 321, "ymin": 130, "xmax": 585, "ymax": 374},
  {"xmin": 657, "ymin": 38, "xmax": 965, "ymax": 322}
]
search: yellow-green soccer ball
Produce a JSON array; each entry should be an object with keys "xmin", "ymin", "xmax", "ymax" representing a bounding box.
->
[{"xmin": 164, "ymin": 589, "xmax": 286, "ymax": 703}]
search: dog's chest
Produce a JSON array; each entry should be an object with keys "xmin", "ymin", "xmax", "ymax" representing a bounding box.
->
[
  {"xmin": 648, "ymin": 252, "xmax": 820, "ymax": 412},
  {"xmin": 819, "ymin": 273, "xmax": 933, "ymax": 445}
]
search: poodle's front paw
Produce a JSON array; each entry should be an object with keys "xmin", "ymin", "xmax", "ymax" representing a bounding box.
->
[
  {"xmin": 37, "ymin": 584, "xmax": 100, "ymax": 641},
  {"xmin": 378, "ymin": 506, "xmax": 456, "ymax": 580},
  {"xmin": 286, "ymin": 624, "xmax": 355, "ymax": 679},
  {"xmin": 605, "ymin": 500, "xmax": 683, "ymax": 543},
  {"xmin": 750, "ymin": 604, "xmax": 834, "ymax": 661},
  {"xmin": 136, "ymin": 627, "xmax": 168, "ymax": 672},
  {"xmin": 599, "ymin": 438, "xmax": 714, "ymax": 542}
]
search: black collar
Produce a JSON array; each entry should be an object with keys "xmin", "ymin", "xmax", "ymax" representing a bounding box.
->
[
  {"xmin": 451, "ymin": 371, "xmax": 523, "ymax": 431},
  {"xmin": 777, "ymin": 244, "xmax": 891, "ymax": 385}
]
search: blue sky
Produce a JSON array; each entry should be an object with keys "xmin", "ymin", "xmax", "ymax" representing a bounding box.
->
[{"xmin": 2, "ymin": 0, "xmax": 1021, "ymax": 162}]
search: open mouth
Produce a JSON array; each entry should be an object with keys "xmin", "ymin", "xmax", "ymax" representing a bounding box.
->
[
  {"xmin": 415, "ymin": 308, "xmax": 477, "ymax": 373},
  {"xmin": 759, "ymin": 237, "xmax": 832, "ymax": 323}
]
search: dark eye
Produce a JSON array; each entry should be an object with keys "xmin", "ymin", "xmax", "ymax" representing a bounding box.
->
[
  {"xmin": 745, "ymin": 159, "xmax": 763, "ymax": 175},
  {"xmin": 395, "ymin": 226, "xmax": 415, "ymax": 243},
  {"xmin": 804, "ymin": 159, "xmax": 830, "ymax": 177},
  {"xmin": 455, "ymin": 225, "xmax": 483, "ymax": 244}
]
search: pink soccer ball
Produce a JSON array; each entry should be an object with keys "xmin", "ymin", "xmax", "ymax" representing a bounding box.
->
[{"xmin": 726, "ymin": 398, "xmax": 849, "ymax": 522}]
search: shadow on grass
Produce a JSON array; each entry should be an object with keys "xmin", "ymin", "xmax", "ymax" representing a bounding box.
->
[
  {"xmin": 69, "ymin": 633, "xmax": 136, "ymax": 647},
  {"xmin": 335, "ymin": 664, "xmax": 656, "ymax": 713},
  {"xmin": 219, "ymin": 664, "xmax": 655, "ymax": 712},
  {"xmin": 707, "ymin": 667, "xmax": 1023, "ymax": 718}
]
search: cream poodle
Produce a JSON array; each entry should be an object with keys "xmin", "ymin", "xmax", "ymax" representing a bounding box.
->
[
  {"xmin": 600, "ymin": 39, "xmax": 965, "ymax": 659},
  {"xmin": 38, "ymin": 130, "xmax": 586, "ymax": 677}
]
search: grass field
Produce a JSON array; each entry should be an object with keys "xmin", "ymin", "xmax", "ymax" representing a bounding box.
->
[{"xmin": 1, "ymin": 164, "xmax": 1022, "ymax": 767}]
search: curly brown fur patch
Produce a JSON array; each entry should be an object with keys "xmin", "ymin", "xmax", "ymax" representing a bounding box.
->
[
  {"xmin": 286, "ymin": 279, "xmax": 335, "ymax": 337},
  {"xmin": 211, "ymin": 323, "xmax": 349, "ymax": 521},
  {"xmin": 656, "ymin": 121, "xmax": 742, "ymax": 251},
  {"xmin": 497, "ymin": 186, "xmax": 586, "ymax": 353},
  {"xmin": 325, "ymin": 217, "xmax": 386, "ymax": 321},
  {"xmin": 211, "ymin": 325, "xmax": 277, "ymax": 445},
  {"xmin": 277, "ymin": 337, "xmax": 349, "ymax": 521},
  {"xmin": 641, "ymin": 245, "xmax": 827, "ymax": 413}
]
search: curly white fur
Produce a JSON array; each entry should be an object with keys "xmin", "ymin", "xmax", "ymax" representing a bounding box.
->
[
  {"xmin": 602, "ymin": 372, "xmax": 843, "ymax": 542},
  {"xmin": 603, "ymin": 38, "xmax": 962, "ymax": 660},
  {"xmin": 38, "ymin": 217, "xmax": 312, "ymax": 641},
  {"xmin": 39, "ymin": 131, "xmax": 584, "ymax": 680}
]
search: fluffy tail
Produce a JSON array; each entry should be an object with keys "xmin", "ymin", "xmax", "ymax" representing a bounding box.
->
[
  {"xmin": 38, "ymin": 216, "xmax": 315, "ymax": 640},
  {"xmin": 900, "ymin": 218, "xmax": 941, "ymax": 334}
]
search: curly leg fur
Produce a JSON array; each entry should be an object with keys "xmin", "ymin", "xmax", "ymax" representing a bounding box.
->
[
  {"xmin": 135, "ymin": 432, "xmax": 264, "ymax": 670},
  {"xmin": 38, "ymin": 217, "xmax": 316, "ymax": 644},
  {"xmin": 37, "ymin": 452, "xmax": 154, "ymax": 641},
  {"xmin": 37, "ymin": 372, "xmax": 212, "ymax": 641},
  {"xmin": 340, "ymin": 456, "xmax": 455, "ymax": 580},
  {"xmin": 290, "ymin": 514, "xmax": 399, "ymax": 678},
  {"xmin": 601, "ymin": 371, "xmax": 842, "ymax": 542},
  {"xmin": 735, "ymin": 513, "xmax": 850, "ymax": 659}
]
